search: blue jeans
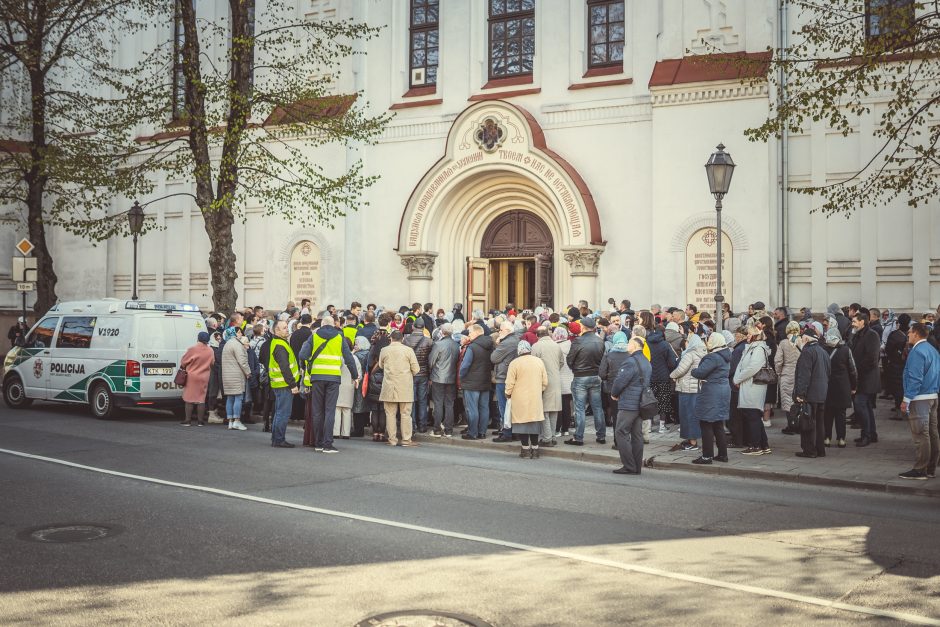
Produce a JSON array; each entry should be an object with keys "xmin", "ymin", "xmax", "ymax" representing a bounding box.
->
[
  {"xmin": 463, "ymin": 389, "xmax": 490, "ymax": 438},
  {"xmin": 678, "ymin": 392, "xmax": 701, "ymax": 440},
  {"xmin": 413, "ymin": 375, "xmax": 429, "ymax": 430},
  {"xmin": 495, "ymin": 382, "xmax": 511, "ymax": 436},
  {"xmin": 853, "ymin": 393, "xmax": 877, "ymax": 440},
  {"xmin": 225, "ymin": 394, "xmax": 243, "ymax": 423},
  {"xmin": 272, "ymin": 387, "xmax": 293, "ymax": 444},
  {"xmin": 572, "ymin": 375, "xmax": 605, "ymax": 441}
]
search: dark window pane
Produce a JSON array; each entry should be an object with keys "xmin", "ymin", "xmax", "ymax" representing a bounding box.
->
[
  {"xmin": 591, "ymin": 5, "xmax": 606, "ymax": 25},
  {"xmin": 610, "ymin": 42, "xmax": 623, "ymax": 61},
  {"xmin": 609, "ymin": 2, "xmax": 624, "ymax": 21},
  {"xmin": 610, "ymin": 22, "xmax": 625, "ymax": 42},
  {"xmin": 412, "ymin": 49, "xmax": 426, "ymax": 66},
  {"xmin": 521, "ymin": 0, "xmax": 534, "ymax": 10},
  {"xmin": 591, "ymin": 44, "xmax": 607, "ymax": 64},
  {"xmin": 413, "ymin": 7, "xmax": 425, "ymax": 24},
  {"xmin": 493, "ymin": 21, "xmax": 505, "ymax": 37},
  {"xmin": 490, "ymin": 0, "xmax": 505, "ymax": 15},
  {"xmin": 508, "ymin": 18, "xmax": 519, "ymax": 38},
  {"xmin": 28, "ymin": 317, "xmax": 58, "ymax": 348},
  {"xmin": 426, "ymin": 66, "xmax": 437, "ymax": 83},
  {"xmin": 427, "ymin": 1, "xmax": 439, "ymax": 23},
  {"xmin": 591, "ymin": 24, "xmax": 607, "ymax": 44},
  {"xmin": 412, "ymin": 31, "xmax": 426, "ymax": 48},
  {"xmin": 523, "ymin": 17, "xmax": 535, "ymax": 36},
  {"xmin": 56, "ymin": 317, "xmax": 96, "ymax": 349},
  {"xmin": 507, "ymin": 0, "xmax": 521, "ymax": 12},
  {"xmin": 427, "ymin": 30, "xmax": 439, "ymax": 46},
  {"xmin": 427, "ymin": 47, "xmax": 438, "ymax": 65}
]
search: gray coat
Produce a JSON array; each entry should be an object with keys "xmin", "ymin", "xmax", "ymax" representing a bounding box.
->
[
  {"xmin": 774, "ymin": 337, "xmax": 800, "ymax": 412},
  {"xmin": 428, "ymin": 335, "xmax": 460, "ymax": 384},
  {"xmin": 670, "ymin": 342, "xmax": 706, "ymax": 394},
  {"xmin": 491, "ymin": 330, "xmax": 522, "ymax": 383},
  {"xmin": 221, "ymin": 338, "xmax": 250, "ymax": 396},
  {"xmin": 732, "ymin": 341, "xmax": 770, "ymax": 410},
  {"xmin": 531, "ymin": 336, "xmax": 564, "ymax": 412}
]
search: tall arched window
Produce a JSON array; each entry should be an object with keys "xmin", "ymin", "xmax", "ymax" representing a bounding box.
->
[
  {"xmin": 488, "ymin": 0, "xmax": 535, "ymax": 80},
  {"xmin": 409, "ymin": 0, "xmax": 439, "ymax": 88}
]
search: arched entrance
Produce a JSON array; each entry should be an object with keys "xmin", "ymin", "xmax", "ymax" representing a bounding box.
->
[
  {"xmin": 478, "ymin": 210, "xmax": 552, "ymax": 311},
  {"xmin": 397, "ymin": 100, "xmax": 605, "ymax": 311}
]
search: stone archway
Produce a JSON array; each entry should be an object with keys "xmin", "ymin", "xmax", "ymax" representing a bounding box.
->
[{"xmin": 397, "ymin": 100, "xmax": 605, "ymax": 309}]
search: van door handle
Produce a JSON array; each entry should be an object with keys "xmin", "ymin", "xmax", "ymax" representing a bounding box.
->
[{"xmin": 43, "ymin": 351, "xmax": 50, "ymax": 355}]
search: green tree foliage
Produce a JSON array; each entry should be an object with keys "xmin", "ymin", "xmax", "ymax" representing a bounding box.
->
[
  {"xmin": 748, "ymin": 0, "xmax": 940, "ymax": 216},
  {"xmin": 0, "ymin": 0, "xmax": 157, "ymax": 313},
  {"xmin": 132, "ymin": 0, "xmax": 390, "ymax": 313}
]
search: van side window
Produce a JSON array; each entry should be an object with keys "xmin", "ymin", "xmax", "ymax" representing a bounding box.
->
[
  {"xmin": 56, "ymin": 317, "xmax": 97, "ymax": 349},
  {"xmin": 28, "ymin": 317, "xmax": 59, "ymax": 348}
]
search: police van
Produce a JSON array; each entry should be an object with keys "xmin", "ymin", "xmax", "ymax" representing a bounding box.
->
[{"xmin": 2, "ymin": 299, "xmax": 206, "ymax": 419}]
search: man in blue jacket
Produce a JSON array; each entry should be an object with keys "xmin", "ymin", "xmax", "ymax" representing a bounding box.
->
[
  {"xmin": 898, "ymin": 323, "xmax": 940, "ymax": 480},
  {"xmin": 610, "ymin": 337, "xmax": 651, "ymax": 475}
]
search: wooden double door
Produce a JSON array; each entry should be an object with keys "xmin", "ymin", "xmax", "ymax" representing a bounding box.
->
[{"xmin": 468, "ymin": 210, "xmax": 553, "ymax": 313}]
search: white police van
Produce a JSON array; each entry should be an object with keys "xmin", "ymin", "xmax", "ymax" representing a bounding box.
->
[{"xmin": 2, "ymin": 299, "xmax": 206, "ymax": 419}]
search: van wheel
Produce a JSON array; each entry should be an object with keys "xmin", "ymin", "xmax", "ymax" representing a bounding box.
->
[
  {"xmin": 89, "ymin": 383, "xmax": 116, "ymax": 420},
  {"xmin": 3, "ymin": 375, "xmax": 33, "ymax": 409}
]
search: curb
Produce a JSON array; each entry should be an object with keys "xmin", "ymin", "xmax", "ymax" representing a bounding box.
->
[{"xmin": 415, "ymin": 432, "xmax": 940, "ymax": 499}]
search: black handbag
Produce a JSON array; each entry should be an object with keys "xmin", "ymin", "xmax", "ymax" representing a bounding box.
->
[
  {"xmin": 788, "ymin": 401, "xmax": 813, "ymax": 431},
  {"xmin": 752, "ymin": 346, "xmax": 778, "ymax": 385}
]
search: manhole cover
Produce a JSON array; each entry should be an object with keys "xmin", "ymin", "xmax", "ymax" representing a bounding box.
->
[
  {"xmin": 18, "ymin": 524, "xmax": 121, "ymax": 543},
  {"xmin": 355, "ymin": 610, "xmax": 493, "ymax": 627}
]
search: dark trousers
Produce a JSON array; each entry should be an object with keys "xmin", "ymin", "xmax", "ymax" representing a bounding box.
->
[
  {"xmin": 371, "ymin": 407, "xmax": 387, "ymax": 435},
  {"xmin": 729, "ymin": 391, "xmax": 745, "ymax": 446},
  {"xmin": 558, "ymin": 393, "xmax": 572, "ymax": 433},
  {"xmin": 431, "ymin": 381, "xmax": 456, "ymax": 433},
  {"xmin": 413, "ymin": 375, "xmax": 429, "ymax": 430},
  {"xmin": 262, "ymin": 385, "xmax": 275, "ymax": 432},
  {"xmin": 854, "ymin": 393, "xmax": 877, "ymax": 440},
  {"xmin": 742, "ymin": 408, "xmax": 768, "ymax": 449},
  {"xmin": 801, "ymin": 402, "xmax": 827, "ymax": 456},
  {"xmin": 824, "ymin": 404, "xmax": 847, "ymax": 441},
  {"xmin": 700, "ymin": 420, "xmax": 727, "ymax": 458},
  {"xmin": 615, "ymin": 409, "xmax": 643, "ymax": 474},
  {"xmin": 311, "ymin": 380, "xmax": 340, "ymax": 448}
]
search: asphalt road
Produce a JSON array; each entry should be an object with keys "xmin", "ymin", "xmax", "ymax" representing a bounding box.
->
[{"xmin": 1, "ymin": 403, "xmax": 939, "ymax": 626}]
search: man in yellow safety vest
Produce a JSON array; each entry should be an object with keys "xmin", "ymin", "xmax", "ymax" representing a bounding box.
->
[
  {"xmin": 268, "ymin": 319, "xmax": 300, "ymax": 448},
  {"xmin": 299, "ymin": 314, "xmax": 360, "ymax": 453}
]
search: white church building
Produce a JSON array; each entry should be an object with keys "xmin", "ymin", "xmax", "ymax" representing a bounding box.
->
[{"xmin": 3, "ymin": 0, "xmax": 938, "ymax": 316}]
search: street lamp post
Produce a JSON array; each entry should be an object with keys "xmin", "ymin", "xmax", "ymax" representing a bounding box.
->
[
  {"xmin": 704, "ymin": 144, "xmax": 735, "ymax": 328},
  {"xmin": 128, "ymin": 201, "xmax": 145, "ymax": 301}
]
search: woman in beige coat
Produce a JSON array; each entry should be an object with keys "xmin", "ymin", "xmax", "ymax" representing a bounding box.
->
[
  {"xmin": 774, "ymin": 321, "xmax": 801, "ymax": 413},
  {"xmin": 505, "ymin": 340, "xmax": 548, "ymax": 459},
  {"xmin": 221, "ymin": 327, "xmax": 250, "ymax": 431}
]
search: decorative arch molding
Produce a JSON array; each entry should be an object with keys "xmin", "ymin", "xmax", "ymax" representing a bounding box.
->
[
  {"xmin": 669, "ymin": 212, "xmax": 749, "ymax": 252},
  {"xmin": 396, "ymin": 100, "xmax": 604, "ymax": 254}
]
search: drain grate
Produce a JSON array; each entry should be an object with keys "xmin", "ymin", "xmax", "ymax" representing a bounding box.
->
[
  {"xmin": 355, "ymin": 610, "xmax": 493, "ymax": 627},
  {"xmin": 18, "ymin": 523, "xmax": 122, "ymax": 543}
]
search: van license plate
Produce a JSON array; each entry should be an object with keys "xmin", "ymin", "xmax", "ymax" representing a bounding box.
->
[{"xmin": 145, "ymin": 367, "xmax": 173, "ymax": 376}]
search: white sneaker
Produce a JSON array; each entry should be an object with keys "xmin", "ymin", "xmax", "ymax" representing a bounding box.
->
[
  {"xmin": 232, "ymin": 420, "xmax": 248, "ymax": 431},
  {"xmin": 658, "ymin": 424, "xmax": 667, "ymax": 434},
  {"xmin": 207, "ymin": 411, "xmax": 224, "ymax": 424},
  {"xmin": 227, "ymin": 420, "xmax": 234, "ymax": 430},
  {"xmin": 762, "ymin": 419, "xmax": 771, "ymax": 428}
]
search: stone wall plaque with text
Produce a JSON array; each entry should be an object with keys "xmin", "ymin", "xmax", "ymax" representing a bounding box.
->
[
  {"xmin": 686, "ymin": 228, "xmax": 732, "ymax": 315},
  {"xmin": 289, "ymin": 240, "xmax": 321, "ymax": 307}
]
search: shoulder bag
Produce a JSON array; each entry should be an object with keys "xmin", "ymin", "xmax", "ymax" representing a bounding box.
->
[
  {"xmin": 752, "ymin": 345, "xmax": 778, "ymax": 386},
  {"xmin": 633, "ymin": 354, "xmax": 659, "ymax": 420}
]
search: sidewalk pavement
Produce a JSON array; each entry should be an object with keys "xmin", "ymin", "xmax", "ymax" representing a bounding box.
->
[{"xmin": 412, "ymin": 401, "xmax": 940, "ymax": 499}]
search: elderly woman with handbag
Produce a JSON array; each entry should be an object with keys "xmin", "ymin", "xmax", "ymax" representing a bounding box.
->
[
  {"xmin": 733, "ymin": 325, "xmax": 772, "ymax": 456},
  {"xmin": 689, "ymin": 332, "xmax": 733, "ymax": 464},
  {"xmin": 179, "ymin": 332, "xmax": 215, "ymax": 427}
]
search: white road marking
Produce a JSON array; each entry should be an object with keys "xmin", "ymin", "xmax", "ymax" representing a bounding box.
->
[{"xmin": 2, "ymin": 446, "xmax": 937, "ymax": 626}]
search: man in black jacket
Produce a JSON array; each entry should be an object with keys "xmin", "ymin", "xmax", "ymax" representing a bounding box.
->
[
  {"xmin": 793, "ymin": 327, "xmax": 831, "ymax": 458},
  {"xmin": 403, "ymin": 318, "xmax": 433, "ymax": 432},
  {"xmin": 850, "ymin": 313, "xmax": 882, "ymax": 447},
  {"xmin": 565, "ymin": 317, "xmax": 607, "ymax": 445},
  {"xmin": 458, "ymin": 324, "xmax": 495, "ymax": 440}
]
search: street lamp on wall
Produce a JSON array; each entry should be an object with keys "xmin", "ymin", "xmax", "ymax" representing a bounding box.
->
[
  {"xmin": 128, "ymin": 201, "xmax": 145, "ymax": 301},
  {"xmin": 704, "ymin": 144, "xmax": 735, "ymax": 328}
]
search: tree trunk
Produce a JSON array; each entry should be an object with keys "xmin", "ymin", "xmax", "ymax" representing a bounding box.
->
[
  {"xmin": 203, "ymin": 207, "xmax": 237, "ymax": 314},
  {"xmin": 25, "ymin": 1, "xmax": 57, "ymax": 314}
]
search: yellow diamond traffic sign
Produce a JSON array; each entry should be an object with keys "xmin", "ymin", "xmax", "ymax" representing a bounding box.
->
[{"xmin": 15, "ymin": 238, "xmax": 34, "ymax": 256}]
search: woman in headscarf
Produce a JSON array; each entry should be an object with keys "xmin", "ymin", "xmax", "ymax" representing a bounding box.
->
[
  {"xmin": 179, "ymin": 332, "xmax": 215, "ymax": 427},
  {"xmin": 823, "ymin": 327, "xmax": 857, "ymax": 448},
  {"xmin": 880, "ymin": 309, "xmax": 897, "ymax": 345},
  {"xmin": 552, "ymin": 326, "xmax": 574, "ymax": 437},
  {"xmin": 733, "ymin": 325, "xmax": 771, "ymax": 456},
  {"xmin": 505, "ymin": 340, "xmax": 548, "ymax": 459},
  {"xmin": 884, "ymin": 313, "xmax": 911, "ymax": 417},
  {"xmin": 670, "ymin": 331, "xmax": 706, "ymax": 451},
  {"xmin": 351, "ymin": 336, "xmax": 372, "ymax": 436},
  {"xmin": 774, "ymin": 321, "xmax": 802, "ymax": 417},
  {"xmin": 689, "ymin": 331, "xmax": 732, "ymax": 464},
  {"xmin": 599, "ymin": 331, "xmax": 632, "ymax": 447}
]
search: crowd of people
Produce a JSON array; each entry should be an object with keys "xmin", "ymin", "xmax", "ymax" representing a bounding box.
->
[{"xmin": 173, "ymin": 299, "xmax": 940, "ymax": 480}]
